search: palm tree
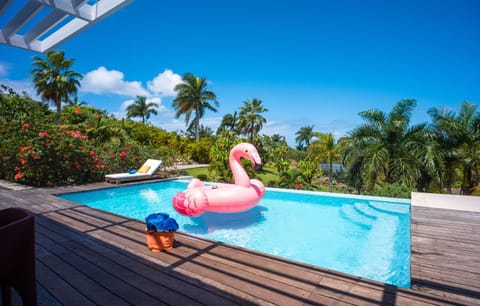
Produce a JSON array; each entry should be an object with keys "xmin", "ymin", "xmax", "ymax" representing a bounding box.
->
[
  {"xmin": 172, "ymin": 73, "xmax": 219, "ymax": 141},
  {"xmin": 428, "ymin": 101, "xmax": 480, "ymax": 194},
  {"xmin": 270, "ymin": 134, "xmax": 286, "ymax": 147},
  {"xmin": 31, "ymin": 50, "xmax": 82, "ymax": 123},
  {"xmin": 126, "ymin": 96, "xmax": 158, "ymax": 124},
  {"xmin": 295, "ymin": 125, "xmax": 315, "ymax": 150},
  {"xmin": 217, "ymin": 111, "xmax": 239, "ymax": 134},
  {"xmin": 310, "ymin": 132, "xmax": 339, "ymax": 192},
  {"xmin": 238, "ymin": 98, "xmax": 268, "ymax": 144},
  {"xmin": 342, "ymin": 99, "xmax": 428, "ymax": 191}
]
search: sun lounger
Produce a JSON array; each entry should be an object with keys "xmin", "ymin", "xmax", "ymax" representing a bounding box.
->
[{"xmin": 105, "ymin": 159, "xmax": 162, "ymax": 184}]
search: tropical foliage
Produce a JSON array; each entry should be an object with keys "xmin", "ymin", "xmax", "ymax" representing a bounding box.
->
[
  {"xmin": 172, "ymin": 73, "xmax": 219, "ymax": 141},
  {"xmin": 295, "ymin": 125, "xmax": 315, "ymax": 151},
  {"xmin": 238, "ymin": 98, "xmax": 268, "ymax": 144},
  {"xmin": 126, "ymin": 96, "xmax": 159, "ymax": 124},
  {"xmin": 2, "ymin": 50, "xmax": 480, "ymax": 198},
  {"xmin": 31, "ymin": 50, "xmax": 82, "ymax": 123},
  {"xmin": 309, "ymin": 132, "xmax": 339, "ymax": 192},
  {"xmin": 428, "ymin": 101, "xmax": 480, "ymax": 194},
  {"xmin": 217, "ymin": 111, "xmax": 239, "ymax": 134},
  {"xmin": 341, "ymin": 99, "xmax": 430, "ymax": 192}
]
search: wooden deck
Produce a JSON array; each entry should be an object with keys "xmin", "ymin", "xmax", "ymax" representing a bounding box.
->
[{"xmin": 1, "ymin": 182, "xmax": 479, "ymax": 305}]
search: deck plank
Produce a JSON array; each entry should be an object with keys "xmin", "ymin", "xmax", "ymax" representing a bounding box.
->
[
  {"xmin": 410, "ymin": 206, "xmax": 480, "ymax": 305},
  {"xmin": 1, "ymin": 186, "xmax": 480, "ymax": 305},
  {"xmin": 35, "ymin": 260, "xmax": 95, "ymax": 306},
  {"xmin": 36, "ymin": 215, "xmax": 243, "ymax": 306}
]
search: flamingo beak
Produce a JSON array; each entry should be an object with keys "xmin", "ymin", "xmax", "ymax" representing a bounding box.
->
[{"xmin": 250, "ymin": 152, "xmax": 262, "ymax": 171}]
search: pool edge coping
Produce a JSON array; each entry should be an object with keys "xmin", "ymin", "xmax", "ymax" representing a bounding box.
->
[{"xmin": 411, "ymin": 191, "xmax": 480, "ymax": 212}]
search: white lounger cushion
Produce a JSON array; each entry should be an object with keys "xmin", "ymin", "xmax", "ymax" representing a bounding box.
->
[{"xmin": 105, "ymin": 159, "xmax": 162, "ymax": 181}]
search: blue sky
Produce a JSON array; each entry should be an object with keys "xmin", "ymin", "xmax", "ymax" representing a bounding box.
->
[{"xmin": 1, "ymin": 0, "xmax": 479, "ymax": 145}]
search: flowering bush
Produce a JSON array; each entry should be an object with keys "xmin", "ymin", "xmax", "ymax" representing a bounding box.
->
[
  {"xmin": 0, "ymin": 119, "xmax": 161, "ymax": 186},
  {"xmin": 61, "ymin": 106, "xmax": 89, "ymax": 125},
  {"xmin": 99, "ymin": 142, "xmax": 150, "ymax": 174},
  {"xmin": 10, "ymin": 124, "xmax": 105, "ymax": 186},
  {"xmin": 0, "ymin": 87, "xmax": 164, "ymax": 186}
]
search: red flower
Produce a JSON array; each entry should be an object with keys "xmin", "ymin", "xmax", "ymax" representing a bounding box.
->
[
  {"xmin": 89, "ymin": 151, "xmax": 95, "ymax": 157},
  {"xmin": 110, "ymin": 153, "xmax": 116, "ymax": 159},
  {"xmin": 38, "ymin": 131, "xmax": 49, "ymax": 137},
  {"xmin": 82, "ymin": 135, "xmax": 88, "ymax": 140},
  {"xmin": 69, "ymin": 130, "xmax": 81, "ymax": 138},
  {"xmin": 74, "ymin": 108, "xmax": 82, "ymax": 114},
  {"xmin": 20, "ymin": 159, "xmax": 26, "ymax": 165},
  {"xmin": 295, "ymin": 183, "xmax": 304, "ymax": 190},
  {"xmin": 20, "ymin": 146, "xmax": 29, "ymax": 153},
  {"xmin": 74, "ymin": 161, "xmax": 82, "ymax": 170},
  {"xmin": 22, "ymin": 123, "xmax": 30, "ymax": 129},
  {"xmin": 120, "ymin": 151, "xmax": 127, "ymax": 158},
  {"xmin": 14, "ymin": 171, "xmax": 23, "ymax": 180}
]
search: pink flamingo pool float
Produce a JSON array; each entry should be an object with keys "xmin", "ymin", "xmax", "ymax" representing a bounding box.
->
[{"xmin": 173, "ymin": 143, "xmax": 266, "ymax": 216}]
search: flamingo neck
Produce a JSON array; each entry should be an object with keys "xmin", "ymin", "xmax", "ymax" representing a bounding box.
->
[{"xmin": 229, "ymin": 151, "xmax": 250, "ymax": 187}]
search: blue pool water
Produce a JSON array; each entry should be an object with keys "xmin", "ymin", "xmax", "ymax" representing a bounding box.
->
[{"xmin": 58, "ymin": 180, "xmax": 411, "ymax": 287}]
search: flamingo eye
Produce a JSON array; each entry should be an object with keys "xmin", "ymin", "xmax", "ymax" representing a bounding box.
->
[{"xmin": 245, "ymin": 149, "xmax": 249, "ymax": 153}]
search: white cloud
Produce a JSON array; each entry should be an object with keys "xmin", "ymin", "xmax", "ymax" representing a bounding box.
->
[
  {"xmin": 153, "ymin": 118, "xmax": 188, "ymax": 132},
  {"xmin": 150, "ymin": 116, "xmax": 223, "ymax": 134},
  {"xmin": 147, "ymin": 69, "xmax": 182, "ymax": 97},
  {"xmin": 0, "ymin": 63, "xmax": 8, "ymax": 77},
  {"xmin": 81, "ymin": 66, "xmax": 150, "ymax": 97},
  {"xmin": 0, "ymin": 78, "xmax": 38, "ymax": 98},
  {"xmin": 119, "ymin": 98, "xmax": 135, "ymax": 113},
  {"xmin": 263, "ymin": 120, "xmax": 293, "ymax": 136}
]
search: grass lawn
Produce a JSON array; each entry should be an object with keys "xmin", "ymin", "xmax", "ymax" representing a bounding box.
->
[
  {"xmin": 183, "ymin": 165, "xmax": 280, "ymax": 182},
  {"xmin": 472, "ymin": 185, "xmax": 480, "ymax": 196},
  {"xmin": 183, "ymin": 167, "xmax": 208, "ymax": 178},
  {"xmin": 183, "ymin": 165, "xmax": 349, "ymax": 194}
]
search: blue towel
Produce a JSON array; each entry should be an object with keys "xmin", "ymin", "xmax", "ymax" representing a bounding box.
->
[{"xmin": 146, "ymin": 213, "xmax": 179, "ymax": 232}]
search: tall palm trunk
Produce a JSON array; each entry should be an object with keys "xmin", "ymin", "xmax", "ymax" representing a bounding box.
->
[
  {"xmin": 195, "ymin": 115, "xmax": 200, "ymax": 142},
  {"xmin": 55, "ymin": 94, "xmax": 62, "ymax": 123},
  {"xmin": 461, "ymin": 165, "xmax": 473, "ymax": 194},
  {"xmin": 328, "ymin": 159, "xmax": 333, "ymax": 192}
]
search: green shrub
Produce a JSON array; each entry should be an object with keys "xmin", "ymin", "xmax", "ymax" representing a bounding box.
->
[
  {"xmin": 196, "ymin": 174, "xmax": 208, "ymax": 181},
  {"xmin": 367, "ymin": 183, "xmax": 413, "ymax": 199}
]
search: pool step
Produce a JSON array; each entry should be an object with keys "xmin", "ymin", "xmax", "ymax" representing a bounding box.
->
[
  {"xmin": 339, "ymin": 204, "xmax": 374, "ymax": 228},
  {"xmin": 353, "ymin": 202, "xmax": 379, "ymax": 219},
  {"xmin": 368, "ymin": 201, "xmax": 410, "ymax": 215}
]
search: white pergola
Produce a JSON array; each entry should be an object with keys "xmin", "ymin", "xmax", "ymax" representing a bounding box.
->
[{"xmin": 0, "ymin": 0, "xmax": 133, "ymax": 53}]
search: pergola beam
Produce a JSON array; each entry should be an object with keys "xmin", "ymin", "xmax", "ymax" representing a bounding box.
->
[
  {"xmin": 0, "ymin": 0, "xmax": 133, "ymax": 53},
  {"xmin": 24, "ymin": 9, "xmax": 67, "ymax": 43},
  {"xmin": 3, "ymin": 1, "xmax": 43, "ymax": 38},
  {"xmin": 0, "ymin": 0, "xmax": 14, "ymax": 15}
]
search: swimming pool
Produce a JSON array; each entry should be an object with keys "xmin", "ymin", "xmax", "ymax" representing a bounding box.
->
[{"xmin": 58, "ymin": 180, "xmax": 411, "ymax": 287}]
